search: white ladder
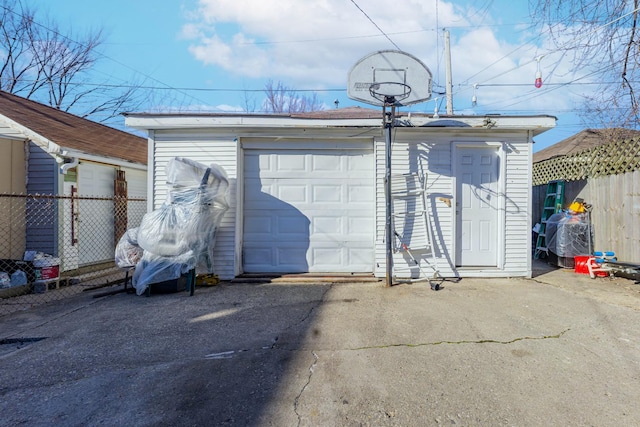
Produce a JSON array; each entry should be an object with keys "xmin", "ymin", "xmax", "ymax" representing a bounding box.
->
[{"xmin": 390, "ymin": 173, "xmax": 441, "ymax": 289}]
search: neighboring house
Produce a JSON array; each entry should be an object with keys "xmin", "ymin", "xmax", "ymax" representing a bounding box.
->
[
  {"xmin": 0, "ymin": 90, "xmax": 147, "ymax": 270},
  {"xmin": 533, "ymin": 128, "xmax": 640, "ymax": 164},
  {"xmin": 125, "ymin": 107, "xmax": 555, "ymax": 280}
]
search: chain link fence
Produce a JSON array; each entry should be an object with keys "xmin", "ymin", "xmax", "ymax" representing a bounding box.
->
[{"xmin": 0, "ymin": 193, "xmax": 147, "ymax": 317}]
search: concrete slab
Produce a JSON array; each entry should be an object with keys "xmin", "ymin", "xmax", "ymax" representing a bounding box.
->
[{"xmin": 1, "ymin": 262, "xmax": 639, "ymax": 426}]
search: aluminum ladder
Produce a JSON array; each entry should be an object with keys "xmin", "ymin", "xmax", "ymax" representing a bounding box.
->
[
  {"xmin": 534, "ymin": 179, "xmax": 565, "ymax": 259},
  {"xmin": 390, "ymin": 173, "xmax": 441, "ymax": 289}
]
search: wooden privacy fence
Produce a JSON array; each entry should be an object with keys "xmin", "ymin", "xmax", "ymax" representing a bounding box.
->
[{"xmin": 533, "ymin": 136, "xmax": 640, "ymax": 263}]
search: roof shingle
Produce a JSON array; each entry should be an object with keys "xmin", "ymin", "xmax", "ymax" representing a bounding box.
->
[{"xmin": 0, "ymin": 90, "xmax": 146, "ymax": 165}]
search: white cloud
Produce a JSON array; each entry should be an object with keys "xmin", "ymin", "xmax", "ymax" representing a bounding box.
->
[
  {"xmin": 181, "ymin": 0, "xmax": 595, "ymax": 115},
  {"xmin": 182, "ymin": 0, "xmax": 465, "ymax": 87}
]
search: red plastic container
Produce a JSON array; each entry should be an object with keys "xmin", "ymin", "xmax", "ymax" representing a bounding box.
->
[
  {"xmin": 574, "ymin": 255, "xmax": 608, "ymax": 277},
  {"xmin": 574, "ymin": 256, "xmax": 591, "ymax": 275}
]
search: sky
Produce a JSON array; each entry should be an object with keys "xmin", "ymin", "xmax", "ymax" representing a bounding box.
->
[{"xmin": 22, "ymin": 0, "xmax": 596, "ymax": 152}]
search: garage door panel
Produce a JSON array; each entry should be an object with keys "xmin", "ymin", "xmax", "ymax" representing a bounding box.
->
[
  {"xmin": 312, "ymin": 185, "xmax": 342, "ymax": 203},
  {"xmin": 243, "ymin": 148, "xmax": 373, "ymax": 273},
  {"xmin": 244, "ymin": 211, "xmax": 309, "ymax": 240},
  {"xmin": 348, "ymin": 216, "xmax": 375, "ymax": 235},
  {"xmin": 277, "ymin": 184, "xmax": 307, "ymax": 202},
  {"xmin": 349, "ymin": 185, "xmax": 374, "ymax": 203},
  {"xmin": 312, "ymin": 155, "xmax": 341, "ymax": 172},
  {"xmin": 277, "ymin": 215, "xmax": 310, "ymax": 237},
  {"xmin": 310, "ymin": 245, "xmax": 374, "ymax": 272},
  {"xmin": 310, "ymin": 212, "xmax": 373, "ymax": 237},
  {"xmin": 244, "ymin": 245, "xmax": 309, "ymax": 273},
  {"xmin": 243, "ymin": 214, "xmax": 273, "ymax": 234},
  {"xmin": 276, "ymin": 154, "xmax": 306, "ymax": 172}
]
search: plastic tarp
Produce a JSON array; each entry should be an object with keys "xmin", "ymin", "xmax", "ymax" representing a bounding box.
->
[
  {"xmin": 545, "ymin": 212, "xmax": 591, "ymax": 258},
  {"xmin": 115, "ymin": 228, "xmax": 143, "ymax": 269},
  {"xmin": 118, "ymin": 157, "xmax": 229, "ymax": 295}
]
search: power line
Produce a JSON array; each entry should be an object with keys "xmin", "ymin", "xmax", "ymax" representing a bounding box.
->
[
  {"xmin": 348, "ymin": 0, "xmax": 401, "ymax": 50},
  {"xmin": 3, "ymin": 75, "xmax": 630, "ymax": 94},
  {"xmin": 233, "ymin": 23, "xmax": 522, "ymax": 46}
]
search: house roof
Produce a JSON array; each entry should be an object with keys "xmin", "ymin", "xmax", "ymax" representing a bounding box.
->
[
  {"xmin": 291, "ymin": 106, "xmax": 383, "ymax": 119},
  {"xmin": 125, "ymin": 107, "xmax": 556, "ymax": 137},
  {"xmin": 533, "ymin": 128, "xmax": 640, "ymax": 163},
  {"xmin": 0, "ymin": 90, "xmax": 146, "ymax": 165}
]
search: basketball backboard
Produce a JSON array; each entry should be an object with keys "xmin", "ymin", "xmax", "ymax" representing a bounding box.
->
[{"xmin": 347, "ymin": 50, "xmax": 433, "ymax": 107}]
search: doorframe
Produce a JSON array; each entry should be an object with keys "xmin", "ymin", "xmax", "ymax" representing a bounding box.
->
[{"xmin": 451, "ymin": 141, "xmax": 507, "ymax": 269}]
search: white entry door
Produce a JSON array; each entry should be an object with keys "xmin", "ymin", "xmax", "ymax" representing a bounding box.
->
[
  {"xmin": 78, "ymin": 163, "xmax": 115, "ymax": 266},
  {"xmin": 243, "ymin": 148, "xmax": 374, "ymax": 273},
  {"xmin": 455, "ymin": 146, "xmax": 500, "ymax": 266}
]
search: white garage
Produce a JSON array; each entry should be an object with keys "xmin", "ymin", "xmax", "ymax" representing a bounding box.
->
[
  {"xmin": 126, "ymin": 108, "xmax": 556, "ymax": 281},
  {"xmin": 242, "ymin": 146, "xmax": 374, "ymax": 273}
]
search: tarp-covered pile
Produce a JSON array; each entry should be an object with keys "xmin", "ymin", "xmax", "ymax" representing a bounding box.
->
[
  {"xmin": 116, "ymin": 157, "xmax": 229, "ymax": 295},
  {"xmin": 545, "ymin": 211, "xmax": 591, "ymax": 260}
]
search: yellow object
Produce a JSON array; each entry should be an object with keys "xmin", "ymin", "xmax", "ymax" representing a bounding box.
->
[
  {"xmin": 196, "ymin": 274, "xmax": 220, "ymax": 286},
  {"xmin": 569, "ymin": 200, "xmax": 586, "ymax": 213}
]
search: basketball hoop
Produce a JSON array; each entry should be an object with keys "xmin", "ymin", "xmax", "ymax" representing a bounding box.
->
[
  {"xmin": 347, "ymin": 50, "xmax": 432, "ymax": 107},
  {"xmin": 369, "ymin": 82, "xmax": 412, "ymax": 106}
]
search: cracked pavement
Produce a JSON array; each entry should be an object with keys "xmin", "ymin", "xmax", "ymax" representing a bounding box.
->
[{"xmin": 1, "ymin": 267, "xmax": 639, "ymax": 426}]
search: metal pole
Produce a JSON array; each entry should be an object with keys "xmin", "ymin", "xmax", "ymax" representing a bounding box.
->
[
  {"xmin": 444, "ymin": 29, "xmax": 453, "ymax": 115},
  {"xmin": 384, "ymin": 105, "xmax": 394, "ymax": 287}
]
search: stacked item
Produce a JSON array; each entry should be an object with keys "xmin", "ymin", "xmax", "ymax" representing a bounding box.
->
[
  {"xmin": 545, "ymin": 211, "xmax": 592, "ymax": 268},
  {"xmin": 116, "ymin": 157, "xmax": 229, "ymax": 295}
]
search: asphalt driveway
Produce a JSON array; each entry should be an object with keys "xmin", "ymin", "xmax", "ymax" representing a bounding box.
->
[{"xmin": 1, "ymin": 264, "xmax": 639, "ymax": 426}]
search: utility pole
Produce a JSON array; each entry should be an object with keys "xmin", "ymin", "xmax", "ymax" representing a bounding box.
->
[{"xmin": 444, "ymin": 29, "xmax": 453, "ymax": 115}]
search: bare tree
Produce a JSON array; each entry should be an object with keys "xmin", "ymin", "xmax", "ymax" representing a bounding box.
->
[
  {"xmin": 263, "ymin": 79, "xmax": 323, "ymax": 113},
  {"xmin": 241, "ymin": 86, "xmax": 258, "ymax": 113},
  {"xmin": 530, "ymin": 0, "xmax": 640, "ymax": 128},
  {"xmin": 0, "ymin": 0, "xmax": 141, "ymax": 124}
]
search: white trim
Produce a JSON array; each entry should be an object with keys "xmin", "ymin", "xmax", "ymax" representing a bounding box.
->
[
  {"xmin": 235, "ymin": 139, "xmax": 245, "ymax": 277},
  {"xmin": 125, "ymin": 114, "xmax": 556, "ymax": 136},
  {"xmin": 240, "ymin": 139, "xmax": 373, "ymax": 150},
  {"xmin": 60, "ymin": 150, "xmax": 146, "ymax": 171},
  {"xmin": 0, "ymin": 114, "xmax": 61, "ymax": 153},
  {"xmin": 147, "ymin": 130, "xmax": 156, "ymax": 213},
  {"xmin": 526, "ymin": 130, "xmax": 534, "ymax": 277}
]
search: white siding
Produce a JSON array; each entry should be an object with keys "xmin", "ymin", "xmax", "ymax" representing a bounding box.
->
[
  {"xmin": 152, "ymin": 130, "xmax": 238, "ymax": 280},
  {"xmin": 503, "ymin": 137, "xmax": 532, "ymax": 276},
  {"xmin": 375, "ymin": 136, "xmax": 455, "ymax": 278}
]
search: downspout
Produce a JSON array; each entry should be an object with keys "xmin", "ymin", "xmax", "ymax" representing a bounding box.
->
[{"xmin": 58, "ymin": 156, "xmax": 79, "ymax": 174}]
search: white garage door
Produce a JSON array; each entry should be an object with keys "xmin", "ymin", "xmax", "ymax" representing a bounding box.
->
[{"xmin": 243, "ymin": 148, "xmax": 374, "ymax": 273}]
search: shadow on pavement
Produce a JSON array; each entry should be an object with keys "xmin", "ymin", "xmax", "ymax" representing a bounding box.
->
[{"xmin": 0, "ymin": 282, "xmax": 332, "ymax": 426}]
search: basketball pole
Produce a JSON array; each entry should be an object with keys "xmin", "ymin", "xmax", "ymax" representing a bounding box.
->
[
  {"xmin": 346, "ymin": 50, "xmax": 433, "ymax": 287},
  {"xmin": 384, "ymin": 102, "xmax": 395, "ymax": 287}
]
